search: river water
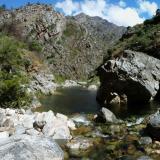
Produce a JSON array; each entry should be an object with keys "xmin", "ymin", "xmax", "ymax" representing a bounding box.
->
[
  {"xmin": 36, "ymin": 87, "xmax": 100, "ymax": 115},
  {"xmin": 36, "ymin": 86, "xmax": 160, "ymax": 118}
]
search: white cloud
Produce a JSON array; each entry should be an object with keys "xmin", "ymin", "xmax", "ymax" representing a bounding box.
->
[
  {"xmin": 138, "ymin": 0, "xmax": 158, "ymax": 16},
  {"xmin": 119, "ymin": 0, "xmax": 126, "ymax": 8},
  {"xmin": 80, "ymin": 0, "xmax": 107, "ymax": 18},
  {"xmin": 106, "ymin": 5, "xmax": 144, "ymax": 27},
  {"xmin": 55, "ymin": 0, "xmax": 158, "ymax": 27},
  {"xmin": 55, "ymin": 0, "xmax": 80, "ymax": 15}
]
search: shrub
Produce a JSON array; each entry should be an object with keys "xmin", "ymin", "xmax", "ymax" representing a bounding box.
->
[
  {"xmin": 28, "ymin": 40, "xmax": 42, "ymax": 52},
  {"xmin": 0, "ymin": 34, "xmax": 31, "ymax": 108},
  {"xmin": 0, "ymin": 72, "xmax": 31, "ymax": 108}
]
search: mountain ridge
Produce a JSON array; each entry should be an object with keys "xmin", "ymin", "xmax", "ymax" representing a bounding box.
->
[{"xmin": 0, "ymin": 3, "xmax": 126, "ymax": 80}]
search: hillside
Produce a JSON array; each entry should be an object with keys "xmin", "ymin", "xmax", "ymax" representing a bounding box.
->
[
  {"xmin": 105, "ymin": 9, "xmax": 160, "ymax": 60},
  {"xmin": 0, "ymin": 3, "xmax": 125, "ymax": 80}
]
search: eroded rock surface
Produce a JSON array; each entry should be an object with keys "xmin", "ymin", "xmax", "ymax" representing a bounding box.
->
[{"xmin": 97, "ymin": 50, "xmax": 160, "ymax": 105}]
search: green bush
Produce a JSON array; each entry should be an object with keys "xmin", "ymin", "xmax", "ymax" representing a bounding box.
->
[
  {"xmin": 0, "ymin": 35, "xmax": 26, "ymax": 72},
  {"xmin": 0, "ymin": 72, "xmax": 31, "ymax": 108},
  {"xmin": 28, "ymin": 40, "xmax": 42, "ymax": 52}
]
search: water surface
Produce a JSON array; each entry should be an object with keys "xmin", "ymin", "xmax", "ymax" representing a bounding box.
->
[
  {"xmin": 36, "ymin": 87, "xmax": 100, "ymax": 115},
  {"xmin": 36, "ymin": 86, "xmax": 160, "ymax": 118}
]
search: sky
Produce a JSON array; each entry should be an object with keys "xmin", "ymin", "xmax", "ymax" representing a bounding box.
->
[{"xmin": 0, "ymin": 0, "xmax": 159, "ymax": 27}]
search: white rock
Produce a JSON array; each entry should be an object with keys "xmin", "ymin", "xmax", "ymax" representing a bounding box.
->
[
  {"xmin": 5, "ymin": 108, "xmax": 15, "ymax": 116},
  {"xmin": 88, "ymin": 85, "xmax": 97, "ymax": 90},
  {"xmin": 44, "ymin": 111, "xmax": 55, "ymax": 123},
  {"xmin": 35, "ymin": 111, "xmax": 55, "ymax": 128},
  {"xmin": 56, "ymin": 113, "xmax": 68, "ymax": 122},
  {"xmin": 63, "ymin": 80, "xmax": 79, "ymax": 87},
  {"xmin": 0, "ymin": 131, "xmax": 9, "ymax": 139},
  {"xmin": 22, "ymin": 115, "xmax": 34, "ymax": 129},
  {"xmin": 71, "ymin": 114, "xmax": 90, "ymax": 125},
  {"xmin": 101, "ymin": 107, "xmax": 118, "ymax": 123},
  {"xmin": 26, "ymin": 129, "xmax": 40, "ymax": 136},
  {"xmin": 42, "ymin": 121, "xmax": 55, "ymax": 137},
  {"xmin": 67, "ymin": 119, "xmax": 76, "ymax": 130},
  {"xmin": 14, "ymin": 125, "xmax": 26, "ymax": 135},
  {"xmin": 43, "ymin": 118, "xmax": 71, "ymax": 140}
]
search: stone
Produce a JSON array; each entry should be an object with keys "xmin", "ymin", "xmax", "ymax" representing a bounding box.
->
[
  {"xmin": 0, "ymin": 131, "xmax": 9, "ymax": 139},
  {"xmin": 67, "ymin": 119, "xmax": 76, "ymax": 130},
  {"xmin": 0, "ymin": 113, "xmax": 6, "ymax": 126},
  {"xmin": 71, "ymin": 114, "xmax": 90, "ymax": 126},
  {"xmin": 97, "ymin": 50, "xmax": 160, "ymax": 105},
  {"xmin": 0, "ymin": 134, "xmax": 64, "ymax": 160},
  {"xmin": 66, "ymin": 137, "xmax": 93, "ymax": 157},
  {"xmin": 22, "ymin": 115, "xmax": 34, "ymax": 129},
  {"xmin": 137, "ymin": 156, "xmax": 153, "ymax": 160},
  {"xmin": 109, "ymin": 93, "xmax": 121, "ymax": 105},
  {"xmin": 88, "ymin": 85, "xmax": 97, "ymax": 90},
  {"xmin": 43, "ymin": 118, "xmax": 71, "ymax": 140},
  {"xmin": 63, "ymin": 80, "xmax": 79, "ymax": 87},
  {"xmin": 139, "ymin": 137, "xmax": 152, "ymax": 145},
  {"xmin": 101, "ymin": 107, "xmax": 118, "ymax": 123},
  {"xmin": 56, "ymin": 113, "xmax": 68, "ymax": 122},
  {"xmin": 26, "ymin": 128, "xmax": 40, "ymax": 136},
  {"xmin": 5, "ymin": 108, "xmax": 15, "ymax": 116},
  {"xmin": 14, "ymin": 125, "xmax": 26, "ymax": 135},
  {"xmin": 146, "ymin": 111, "xmax": 160, "ymax": 139},
  {"xmin": 34, "ymin": 111, "xmax": 55, "ymax": 128},
  {"xmin": 2, "ymin": 119, "xmax": 14, "ymax": 128}
]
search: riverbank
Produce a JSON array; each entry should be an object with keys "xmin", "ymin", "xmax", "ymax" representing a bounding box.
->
[{"xmin": 0, "ymin": 107, "xmax": 160, "ymax": 159}]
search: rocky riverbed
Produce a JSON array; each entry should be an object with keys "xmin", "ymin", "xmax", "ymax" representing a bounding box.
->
[{"xmin": 1, "ymin": 107, "xmax": 160, "ymax": 159}]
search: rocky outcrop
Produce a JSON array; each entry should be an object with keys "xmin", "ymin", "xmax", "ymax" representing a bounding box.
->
[
  {"xmin": 0, "ymin": 108, "xmax": 75, "ymax": 140},
  {"xmin": 29, "ymin": 72, "xmax": 58, "ymax": 95},
  {"xmin": 0, "ymin": 4, "xmax": 125, "ymax": 80},
  {"xmin": 0, "ymin": 134, "xmax": 63, "ymax": 160},
  {"xmin": 97, "ymin": 50, "xmax": 160, "ymax": 105}
]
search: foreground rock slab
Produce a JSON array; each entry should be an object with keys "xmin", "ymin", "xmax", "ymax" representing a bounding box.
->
[{"xmin": 0, "ymin": 134, "xmax": 63, "ymax": 160}]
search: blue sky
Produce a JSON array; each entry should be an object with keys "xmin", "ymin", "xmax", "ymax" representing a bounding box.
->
[{"xmin": 0, "ymin": 0, "xmax": 159, "ymax": 26}]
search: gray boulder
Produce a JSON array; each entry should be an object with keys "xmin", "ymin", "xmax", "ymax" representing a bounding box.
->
[
  {"xmin": 0, "ymin": 134, "xmax": 63, "ymax": 160},
  {"xmin": 101, "ymin": 107, "xmax": 118, "ymax": 123},
  {"xmin": 97, "ymin": 50, "xmax": 160, "ymax": 105},
  {"xmin": 146, "ymin": 111, "xmax": 160, "ymax": 139}
]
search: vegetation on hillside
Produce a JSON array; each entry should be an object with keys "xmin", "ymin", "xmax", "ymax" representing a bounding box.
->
[
  {"xmin": 0, "ymin": 33, "xmax": 31, "ymax": 108},
  {"xmin": 105, "ymin": 9, "xmax": 160, "ymax": 61}
]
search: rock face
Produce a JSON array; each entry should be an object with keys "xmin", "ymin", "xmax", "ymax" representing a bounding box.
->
[
  {"xmin": 97, "ymin": 50, "xmax": 160, "ymax": 105},
  {"xmin": 0, "ymin": 4, "xmax": 125, "ymax": 80},
  {"xmin": 0, "ymin": 134, "xmax": 63, "ymax": 160},
  {"xmin": 29, "ymin": 72, "xmax": 57, "ymax": 95}
]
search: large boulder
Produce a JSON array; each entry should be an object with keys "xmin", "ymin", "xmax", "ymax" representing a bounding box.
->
[
  {"xmin": 0, "ymin": 134, "xmax": 63, "ymax": 160},
  {"xmin": 97, "ymin": 50, "xmax": 160, "ymax": 105}
]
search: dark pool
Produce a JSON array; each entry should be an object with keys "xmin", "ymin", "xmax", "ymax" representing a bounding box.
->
[
  {"xmin": 36, "ymin": 87, "xmax": 160, "ymax": 118},
  {"xmin": 36, "ymin": 87, "xmax": 100, "ymax": 115}
]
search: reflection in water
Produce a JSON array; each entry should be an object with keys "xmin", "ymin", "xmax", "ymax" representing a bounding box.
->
[
  {"xmin": 108, "ymin": 101, "xmax": 160, "ymax": 118},
  {"xmin": 36, "ymin": 87, "xmax": 160, "ymax": 118}
]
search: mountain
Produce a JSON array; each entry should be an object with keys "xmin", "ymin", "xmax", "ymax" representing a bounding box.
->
[{"xmin": 0, "ymin": 4, "xmax": 126, "ymax": 80}]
